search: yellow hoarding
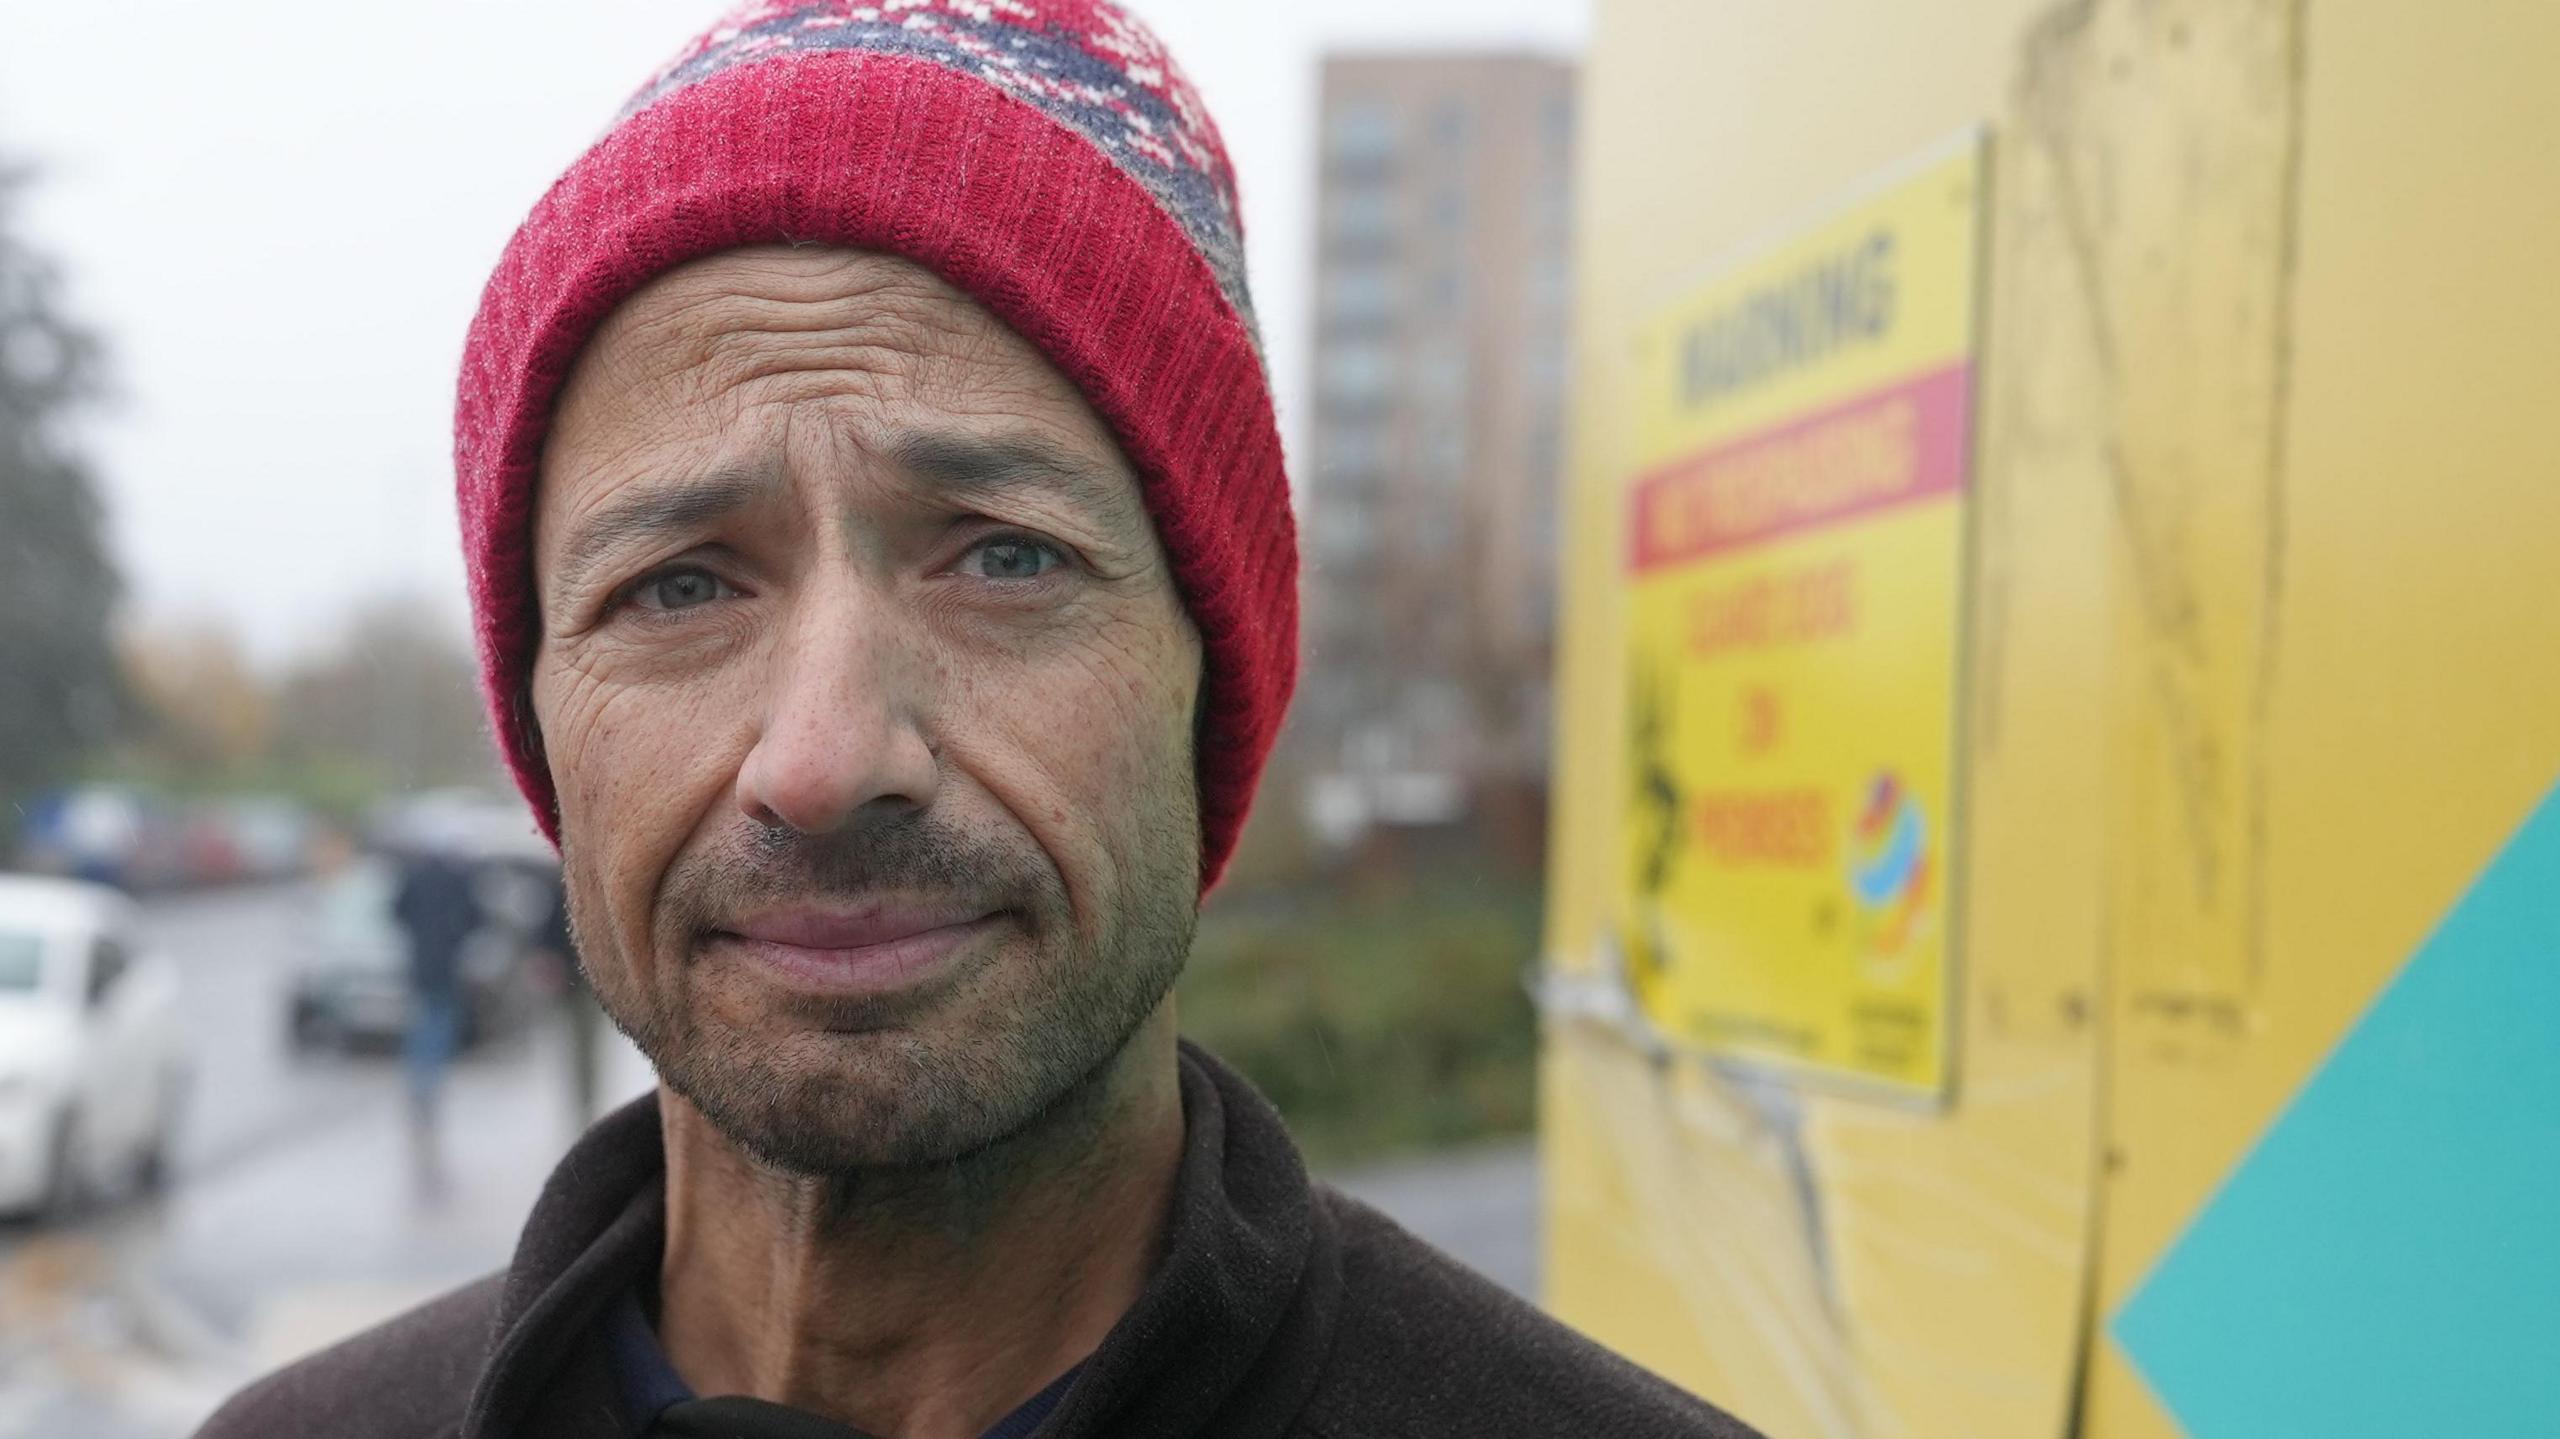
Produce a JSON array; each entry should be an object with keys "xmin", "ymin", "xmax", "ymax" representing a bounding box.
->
[
  {"xmin": 1548, "ymin": 3, "xmax": 2560, "ymax": 1434},
  {"xmin": 1620, "ymin": 139, "xmax": 1984, "ymax": 1099}
]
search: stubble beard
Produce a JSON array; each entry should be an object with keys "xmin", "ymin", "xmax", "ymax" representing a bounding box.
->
[{"xmin": 563, "ymin": 806, "xmax": 1198, "ymax": 1179}]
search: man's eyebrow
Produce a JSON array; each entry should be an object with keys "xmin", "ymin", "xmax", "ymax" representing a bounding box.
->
[
  {"xmin": 889, "ymin": 432, "xmax": 1143, "ymax": 534},
  {"xmin": 548, "ymin": 467, "xmax": 780, "ymax": 597}
]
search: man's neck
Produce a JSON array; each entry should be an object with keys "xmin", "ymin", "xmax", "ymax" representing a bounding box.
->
[{"xmin": 654, "ymin": 1013, "xmax": 1186, "ymax": 1439}]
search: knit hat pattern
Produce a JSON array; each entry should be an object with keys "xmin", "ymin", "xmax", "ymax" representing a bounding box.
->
[
  {"xmin": 455, "ymin": 0, "xmax": 1296, "ymax": 891},
  {"xmin": 627, "ymin": 0, "xmax": 1258, "ymax": 329}
]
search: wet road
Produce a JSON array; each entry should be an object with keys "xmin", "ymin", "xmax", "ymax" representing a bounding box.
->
[
  {"xmin": 0, "ymin": 882, "xmax": 619, "ymax": 1436},
  {"xmin": 0, "ymin": 882, "xmax": 1534, "ymax": 1437}
]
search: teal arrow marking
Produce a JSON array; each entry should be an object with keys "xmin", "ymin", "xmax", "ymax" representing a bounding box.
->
[{"xmin": 2113, "ymin": 778, "xmax": 2560, "ymax": 1436}]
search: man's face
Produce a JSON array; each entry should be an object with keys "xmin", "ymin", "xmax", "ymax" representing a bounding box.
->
[{"xmin": 530, "ymin": 247, "xmax": 1203, "ymax": 1174}]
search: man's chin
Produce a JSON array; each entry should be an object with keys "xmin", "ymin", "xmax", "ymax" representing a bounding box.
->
[{"xmin": 653, "ymin": 1025, "xmax": 1066, "ymax": 1175}]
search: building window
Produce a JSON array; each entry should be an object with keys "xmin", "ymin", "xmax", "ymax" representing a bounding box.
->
[
  {"xmin": 1543, "ymin": 93, "xmax": 1574, "ymax": 153},
  {"xmin": 1429, "ymin": 186, "xmax": 1467, "ymax": 233},
  {"xmin": 1430, "ymin": 97, "xmax": 1473, "ymax": 150},
  {"xmin": 1323, "ymin": 423, "xmax": 1391, "ymax": 480},
  {"xmin": 1313, "ymin": 505, "xmax": 1374, "ymax": 564},
  {"xmin": 1529, "ymin": 253, "xmax": 1571, "ymax": 311},
  {"xmin": 1423, "ymin": 420, "xmax": 1467, "ymax": 481},
  {"xmin": 1324, "ymin": 98, "xmax": 1399, "ymax": 177},
  {"xmin": 1417, "ymin": 346, "xmax": 1468, "ymax": 405},
  {"xmin": 1323, "ymin": 261, "xmax": 1401, "ymax": 317},
  {"xmin": 1319, "ymin": 341, "xmax": 1397, "ymax": 408},
  {"xmin": 1327, "ymin": 186, "xmax": 1396, "ymax": 246}
]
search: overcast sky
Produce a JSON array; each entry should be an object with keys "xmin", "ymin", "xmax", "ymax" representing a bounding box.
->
[{"xmin": 0, "ymin": 0, "xmax": 1583, "ymax": 665}]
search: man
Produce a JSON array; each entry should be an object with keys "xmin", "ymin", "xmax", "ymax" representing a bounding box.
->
[{"xmin": 200, "ymin": 4, "xmax": 1758, "ymax": 1437}]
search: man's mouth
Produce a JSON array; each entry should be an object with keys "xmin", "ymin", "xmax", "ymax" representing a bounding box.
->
[{"xmin": 708, "ymin": 898, "xmax": 1005, "ymax": 997}]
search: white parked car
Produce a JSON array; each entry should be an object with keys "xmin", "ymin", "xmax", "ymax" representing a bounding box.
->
[{"xmin": 0, "ymin": 875, "xmax": 186, "ymax": 1218}]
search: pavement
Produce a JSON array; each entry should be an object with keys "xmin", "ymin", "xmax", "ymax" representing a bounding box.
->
[{"xmin": 0, "ymin": 881, "xmax": 1536, "ymax": 1438}]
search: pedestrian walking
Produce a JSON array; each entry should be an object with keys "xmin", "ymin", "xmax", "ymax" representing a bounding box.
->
[{"xmin": 388, "ymin": 840, "xmax": 479, "ymax": 1197}]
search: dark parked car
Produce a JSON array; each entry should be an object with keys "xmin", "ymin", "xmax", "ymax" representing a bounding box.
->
[{"xmin": 286, "ymin": 854, "xmax": 549, "ymax": 1053}]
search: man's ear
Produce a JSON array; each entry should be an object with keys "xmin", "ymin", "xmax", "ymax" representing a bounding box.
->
[{"xmin": 508, "ymin": 680, "xmax": 561, "ymax": 832}]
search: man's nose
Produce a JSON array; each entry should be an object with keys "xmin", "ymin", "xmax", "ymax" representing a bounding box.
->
[{"xmin": 734, "ymin": 587, "xmax": 941, "ymax": 835}]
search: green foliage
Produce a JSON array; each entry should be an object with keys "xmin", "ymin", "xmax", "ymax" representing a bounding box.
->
[
  {"xmin": 1181, "ymin": 871, "xmax": 1542, "ymax": 1166},
  {"xmin": 0, "ymin": 158, "xmax": 123, "ymax": 812},
  {"xmin": 76, "ymin": 748, "xmax": 388, "ymax": 826}
]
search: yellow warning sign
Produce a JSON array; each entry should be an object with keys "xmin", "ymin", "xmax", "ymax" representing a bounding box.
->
[{"xmin": 1619, "ymin": 138, "xmax": 1985, "ymax": 1099}]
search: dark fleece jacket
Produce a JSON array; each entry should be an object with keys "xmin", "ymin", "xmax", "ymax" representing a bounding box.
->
[{"xmin": 195, "ymin": 1045, "xmax": 1760, "ymax": 1439}]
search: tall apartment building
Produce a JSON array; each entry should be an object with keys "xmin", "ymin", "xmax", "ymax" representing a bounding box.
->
[{"xmin": 1297, "ymin": 52, "xmax": 1577, "ymax": 843}]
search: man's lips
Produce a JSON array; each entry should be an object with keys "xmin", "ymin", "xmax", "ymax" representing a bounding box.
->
[
  {"xmin": 709, "ymin": 900, "xmax": 1005, "ymax": 997},
  {"xmin": 725, "ymin": 901, "xmax": 997, "ymax": 950}
]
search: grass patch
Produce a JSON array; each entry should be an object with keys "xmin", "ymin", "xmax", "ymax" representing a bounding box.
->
[{"xmin": 1179, "ymin": 870, "xmax": 1541, "ymax": 1167}]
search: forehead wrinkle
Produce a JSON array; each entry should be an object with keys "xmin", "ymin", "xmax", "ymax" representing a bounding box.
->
[
  {"xmin": 565, "ymin": 248, "xmax": 1151, "ymax": 555},
  {"xmin": 667, "ymin": 262, "xmax": 991, "ymax": 382},
  {"xmin": 667, "ymin": 318, "xmax": 989, "ymax": 444}
]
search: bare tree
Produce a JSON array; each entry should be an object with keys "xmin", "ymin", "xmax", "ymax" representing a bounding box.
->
[{"xmin": 271, "ymin": 600, "xmax": 495, "ymax": 795}]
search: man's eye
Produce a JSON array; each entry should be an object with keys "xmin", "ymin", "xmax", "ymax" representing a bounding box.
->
[
  {"xmin": 628, "ymin": 567, "xmax": 734, "ymax": 612},
  {"xmin": 962, "ymin": 537, "xmax": 1066, "ymax": 581}
]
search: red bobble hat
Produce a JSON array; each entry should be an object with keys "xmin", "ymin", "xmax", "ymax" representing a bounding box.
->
[{"xmin": 454, "ymin": 0, "xmax": 1296, "ymax": 892}]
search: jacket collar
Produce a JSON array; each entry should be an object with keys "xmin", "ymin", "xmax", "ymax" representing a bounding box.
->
[{"xmin": 462, "ymin": 1043, "xmax": 1340, "ymax": 1439}]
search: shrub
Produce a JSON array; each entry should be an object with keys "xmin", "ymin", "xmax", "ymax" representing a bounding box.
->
[{"xmin": 1180, "ymin": 871, "xmax": 1541, "ymax": 1166}]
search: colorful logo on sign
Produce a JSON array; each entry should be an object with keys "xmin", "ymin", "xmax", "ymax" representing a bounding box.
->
[{"xmin": 1849, "ymin": 772, "xmax": 1930, "ymax": 971}]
